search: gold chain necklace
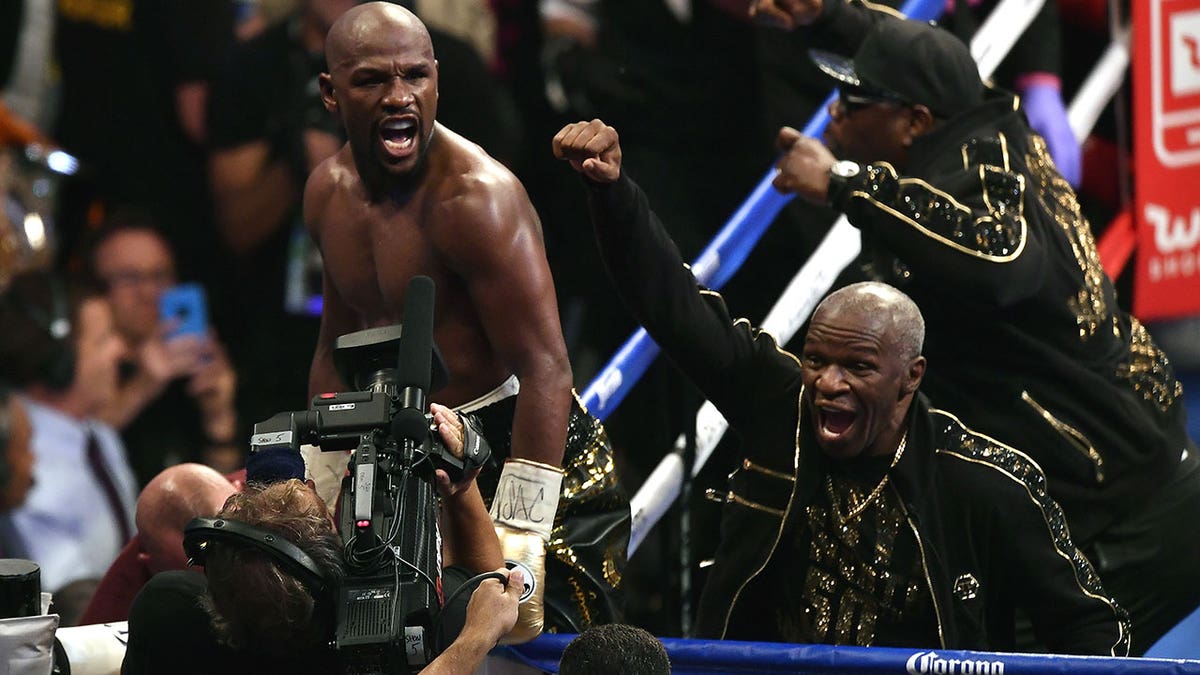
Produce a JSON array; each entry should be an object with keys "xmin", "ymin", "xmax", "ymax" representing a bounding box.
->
[{"xmin": 827, "ymin": 431, "xmax": 908, "ymax": 527}]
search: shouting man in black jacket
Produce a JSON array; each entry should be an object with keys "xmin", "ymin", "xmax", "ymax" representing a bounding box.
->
[
  {"xmin": 553, "ymin": 118, "xmax": 1128, "ymax": 655},
  {"xmin": 754, "ymin": 0, "xmax": 1197, "ymax": 655}
]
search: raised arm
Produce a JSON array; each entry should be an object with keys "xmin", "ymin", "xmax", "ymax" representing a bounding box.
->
[
  {"xmin": 752, "ymin": 0, "xmax": 899, "ymax": 50},
  {"xmin": 774, "ymin": 127, "xmax": 1048, "ymax": 306},
  {"xmin": 553, "ymin": 120, "xmax": 798, "ymax": 425},
  {"xmin": 430, "ymin": 173, "xmax": 572, "ymax": 469}
]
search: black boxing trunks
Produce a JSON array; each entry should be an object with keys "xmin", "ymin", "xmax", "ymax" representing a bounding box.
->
[{"xmin": 458, "ymin": 376, "xmax": 630, "ymax": 631}]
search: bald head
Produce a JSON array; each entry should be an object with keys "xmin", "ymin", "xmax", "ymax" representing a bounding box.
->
[
  {"xmin": 803, "ymin": 282, "xmax": 926, "ymax": 460},
  {"xmin": 136, "ymin": 463, "xmax": 237, "ymax": 574},
  {"xmin": 325, "ymin": 2, "xmax": 432, "ymax": 73},
  {"xmin": 814, "ymin": 282, "xmax": 924, "ymax": 360}
]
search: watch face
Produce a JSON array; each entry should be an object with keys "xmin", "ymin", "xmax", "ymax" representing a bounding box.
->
[{"xmin": 832, "ymin": 160, "xmax": 861, "ymax": 179}]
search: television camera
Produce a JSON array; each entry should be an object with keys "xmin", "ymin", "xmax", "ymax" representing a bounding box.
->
[{"xmin": 248, "ymin": 276, "xmax": 488, "ymax": 673}]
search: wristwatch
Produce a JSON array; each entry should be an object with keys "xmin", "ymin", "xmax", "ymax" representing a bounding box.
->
[{"xmin": 827, "ymin": 159, "xmax": 862, "ymax": 206}]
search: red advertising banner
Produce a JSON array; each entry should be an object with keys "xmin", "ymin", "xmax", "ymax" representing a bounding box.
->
[{"xmin": 1133, "ymin": 0, "xmax": 1200, "ymax": 319}]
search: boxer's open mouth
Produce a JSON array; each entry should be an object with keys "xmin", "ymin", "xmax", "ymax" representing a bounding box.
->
[{"xmin": 380, "ymin": 117, "xmax": 418, "ymax": 158}]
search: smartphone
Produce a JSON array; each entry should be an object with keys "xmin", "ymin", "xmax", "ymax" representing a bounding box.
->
[{"xmin": 159, "ymin": 283, "xmax": 209, "ymax": 340}]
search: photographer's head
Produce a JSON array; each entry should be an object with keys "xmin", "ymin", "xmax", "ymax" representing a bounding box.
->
[
  {"xmin": 200, "ymin": 479, "xmax": 344, "ymax": 658},
  {"xmin": 0, "ymin": 270, "xmax": 123, "ymax": 418},
  {"xmin": 559, "ymin": 624, "xmax": 671, "ymax": 675},
  {"xmin": 135, "ymin": 463, "xmax": 237, "ymax": 575}
]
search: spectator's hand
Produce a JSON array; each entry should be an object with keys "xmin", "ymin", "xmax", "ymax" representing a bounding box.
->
[
  {"xmin": 430, "ymin": 403, "xmax": 481, "ymax": 497},
  {"xmin": 1017, "ymin": 75, "xmax": 1081, "ymax": 187},
  {"xmin": 552, "ymin": 120, "xmax": 622, "ymax": 183},
  {"xmin": 188, "ymin": 336, "xmax": 239, "ymax": 471},
  {"xmin": 463, "ymin": 568, "xmax": 524, "ymax": 646},
  {"xmin": 750, "ymin": 0, "xmax": 824, "ymax": 30},
  {"xmin": 188, "ymin": 335, "xmax": 237, "ymax": 417},
  {"xmin": 772, "ymin": 126, "xmax": 837, "ymax": 203},
  {"xmin": 140, "ymin": 328, "xmax": 206, "ymax": 388}
]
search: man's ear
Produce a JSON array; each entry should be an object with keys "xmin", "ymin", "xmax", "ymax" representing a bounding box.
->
[
  {"xmin": 319, "ymin": 73, "xmax": 337, "ymax": 113},
  {"xmin": 908, "ymin": 105, "xmax": 937, "ymax": 140},
  {"xmin": 903, "ymin": 356, "xmax": 926, "ymax": 396}
]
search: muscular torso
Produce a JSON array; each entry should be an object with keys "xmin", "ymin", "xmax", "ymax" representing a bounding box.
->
[{"xmin": 309, "ymin": 127, "xmax": 515, "ymax": 405}]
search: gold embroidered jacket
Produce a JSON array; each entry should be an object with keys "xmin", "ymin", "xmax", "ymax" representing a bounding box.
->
[
  {"xmin": 583, "ymin": 172, "xmax": 1130, "ymax": 654},
  {"xmin": 814, "ymin": 0, "xmax": 1188, "ymax": 545}
]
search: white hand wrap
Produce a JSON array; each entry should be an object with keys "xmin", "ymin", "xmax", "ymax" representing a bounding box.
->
[{"xmin": 489, "ymin": 459, "xmax": 564, "ymax": 541}]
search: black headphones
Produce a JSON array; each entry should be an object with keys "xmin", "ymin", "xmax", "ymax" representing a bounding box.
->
[
  {"xmin": 11, "ymin": 275, "xmax": 75, "ymax": 391},
  {"xmin": 182, "ymin": 517, "xmax": 332, "ymax": 600}
]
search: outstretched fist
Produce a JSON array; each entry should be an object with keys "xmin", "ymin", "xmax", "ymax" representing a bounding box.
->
[
  {"xmin": 552, "ymin": 119, "xmax": 622, "ymax": 184},
  {"xmin": 773, "ymin": 126, "xmax": 837, "ymax": 203}
]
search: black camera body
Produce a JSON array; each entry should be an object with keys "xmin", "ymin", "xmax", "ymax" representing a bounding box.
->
[
  {"xmin": 255, "ymin": 388, "xmax": 475, "ymax": 485},
  {"xmin": 249, "ymin": 279, "xmax": 488, "ymax": 674}
]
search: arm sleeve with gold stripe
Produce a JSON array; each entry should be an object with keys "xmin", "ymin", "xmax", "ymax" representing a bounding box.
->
[{"xmin": 832, "ymin": 136, "xmax": 1049, "ymax": 307}]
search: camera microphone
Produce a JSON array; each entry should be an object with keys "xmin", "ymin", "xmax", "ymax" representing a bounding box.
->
[
  {"xmin": 392, "ymin": 275, "xmax": 436, "ymax": 445},
  {"xmin": 253, "ymin": 273, "xmax": 491, "ymax": 670}
]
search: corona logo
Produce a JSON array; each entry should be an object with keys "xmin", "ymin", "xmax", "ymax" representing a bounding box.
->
[{"xmin": 905, "ymin": 651, "xmax": 1005, "ymax": 674}]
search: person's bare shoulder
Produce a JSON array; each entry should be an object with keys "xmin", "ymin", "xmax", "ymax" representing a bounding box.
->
[
  {"xmin": 303, "ymin": 146, "xmax": 356, "ymax": 240},
  {"xmin": 429, "ymin": 126, "xmax": 539, "ymax": 245}
]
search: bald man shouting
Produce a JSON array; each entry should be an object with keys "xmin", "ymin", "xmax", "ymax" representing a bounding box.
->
[
  {"xmin": 557, "ymin": 118, "xmax": 1129, "ymax": 655},
  {"xmin": 303, "ymin": 3, "xmax": 628, "ymax": 637}
]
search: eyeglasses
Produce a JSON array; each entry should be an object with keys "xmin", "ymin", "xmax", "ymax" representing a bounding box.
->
[
  {"xmin": 836, "ymin": 88, "xmax": 909, "ymax": 115},
  {"xmin": 104, "ymin": 269, "xmax": 175, "ymax": 290}
]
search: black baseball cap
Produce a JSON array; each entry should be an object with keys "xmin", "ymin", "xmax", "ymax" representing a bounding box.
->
[{"xmin": 811, "ymin": 19, "xmax": 984, "ymax": 118}]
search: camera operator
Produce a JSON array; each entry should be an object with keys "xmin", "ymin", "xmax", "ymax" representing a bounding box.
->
[{"xmin": 121, "ymin": 404, "xmax": 521, "ymax": 675}]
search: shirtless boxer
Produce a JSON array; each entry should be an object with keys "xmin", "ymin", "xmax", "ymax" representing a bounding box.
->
[{"xmin": 303, "ymin": 2, "xmax": 627, "ymax": 636}]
